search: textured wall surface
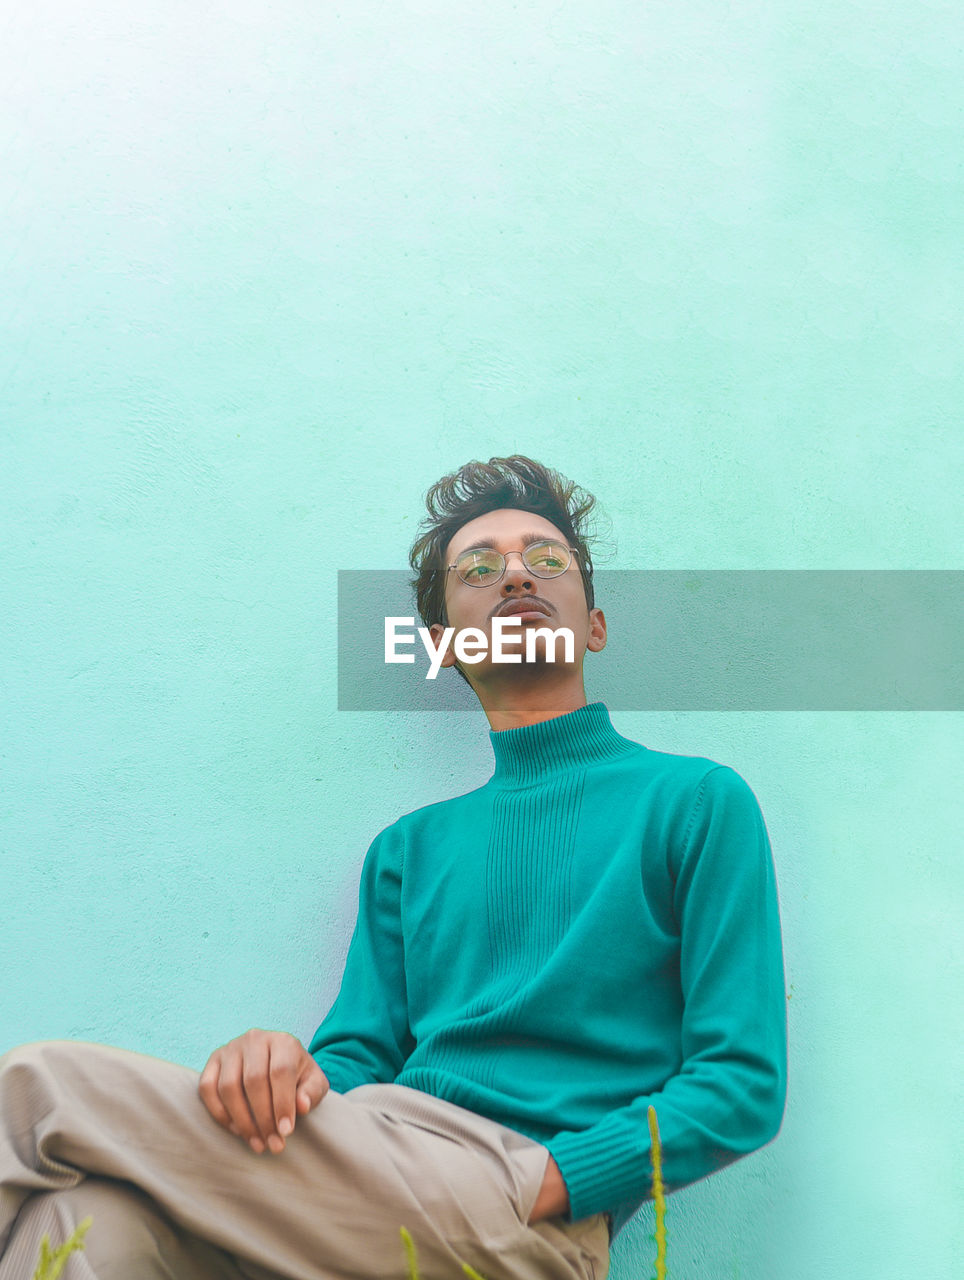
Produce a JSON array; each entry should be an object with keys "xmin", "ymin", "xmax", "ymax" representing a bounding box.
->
[{"xmin": 1, "ymin": 3, "xmax": 961, "ymax": 1278}]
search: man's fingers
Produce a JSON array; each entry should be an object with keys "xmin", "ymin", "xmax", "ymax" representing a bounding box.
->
[
  {"xmin": 217, "ymin": 1052, "xmax": 269, "ymax": 1151},
  {"xmin": 198, "ymin": 1056, "xmax": 234, "ymax": 1130},
  {"xmin": 266, "ymin": 1042, "xmax": 301, "ymax": 1148},
  {"xmin": 199, "ymin": 1031, "xmax": 324, "ymax": 1154},
  {"xmin": 295, "ymin": 1057, "xmax": 329, "ymax": 1115},
  {"xmin": 237, "ymin": 1041, "xmax": 277, "ymax": 1151},
  {"xmin": 266, "ymin": 1044, "xmax": 328, "ymax": 1146}
]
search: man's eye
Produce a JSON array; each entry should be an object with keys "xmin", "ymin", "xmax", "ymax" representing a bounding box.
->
[{"xmin": 464, "ymin": 563, "xmax": 494, "ymax": 581}]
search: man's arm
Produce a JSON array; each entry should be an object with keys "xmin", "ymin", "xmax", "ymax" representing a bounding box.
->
[
  {"xmin": 544, "ymin": 765, "xmax": 788, "ymax": 1224},
  {"xmin": 197, "ymin": 822, "xmax": 411, "ymax": 1152},
  {"xmin": 308, "ymin": 821, "xmax": 416, "ymax": 1091}
]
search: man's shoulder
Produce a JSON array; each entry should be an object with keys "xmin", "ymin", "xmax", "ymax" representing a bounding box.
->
[
  {"xmin": 372, "ymin": 782, "xmax": 489, "ymax": 843},
  {"xmin": 603, "ymin": 739, "xmax": 766, "ymax": 830},
  {"xmin": 404, "ymin": 781, "xmax": 490, "ymax": 821},
  {"xmin": 607, "ymin": 732, "xmax": 743, "ymax": 790},
  {"xmin": 632, "ymin": 741, "xmax": 737, "ymax": 780}
]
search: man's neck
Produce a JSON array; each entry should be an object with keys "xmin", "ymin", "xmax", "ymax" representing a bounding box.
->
[{"xmin": 471, "ymin": 676, "xmax": 590, "ymax": 732}]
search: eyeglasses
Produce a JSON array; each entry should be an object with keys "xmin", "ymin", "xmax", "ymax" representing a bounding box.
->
[{"xmin": 448, "ymin": 539, "xmax": 578, "ymax": 587}]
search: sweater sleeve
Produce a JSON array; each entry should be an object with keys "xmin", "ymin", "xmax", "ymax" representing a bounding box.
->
[
  {"xmin": 545, "ymin": 765, "xmax": 788, "ymax": 1224},
  {"xmin": 307, "ymin": 821, "xmax": 415, "ymax": 1093}
]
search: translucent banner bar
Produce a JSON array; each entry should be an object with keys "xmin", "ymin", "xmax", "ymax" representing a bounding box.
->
[{"xmin": 337, "ymin": 570, "xmax": 963, "ymax": 711}]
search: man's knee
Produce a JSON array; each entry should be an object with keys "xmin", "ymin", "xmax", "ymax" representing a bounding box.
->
[
  {"xmin": 1, "ymin": 1039, "xmax": 65, "ymax": 1068},
  {"xmin": 0, "ymin": 1041, "xmax": 70, "ymax": 1106},
  {"xmin": 0, "ymin": 1040, "xmax": 103, "ymax": 1101},
  {"xmin": 0, "ymin": 1039, "xmax": 101, "ymax": 1077}
]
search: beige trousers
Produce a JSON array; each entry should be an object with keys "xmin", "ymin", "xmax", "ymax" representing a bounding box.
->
[{"xmin": 0, "ymin": 1042, "xmax": 610, "ymax": 1280}]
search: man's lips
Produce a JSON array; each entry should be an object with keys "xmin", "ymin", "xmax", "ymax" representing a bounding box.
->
[{"xmin": 494, "ymin": 598, "xmax": 552, "ymax": 619}]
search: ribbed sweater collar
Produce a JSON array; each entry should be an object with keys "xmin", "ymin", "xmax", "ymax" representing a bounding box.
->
[{"xmin": 488, "ymin": 701, "xmax": 640, "ymax": 787}]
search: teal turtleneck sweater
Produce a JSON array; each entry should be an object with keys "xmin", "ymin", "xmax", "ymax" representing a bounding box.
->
[{"xmin": 309, "ymin": 703, "xmax": 787, "ymax": 1242}]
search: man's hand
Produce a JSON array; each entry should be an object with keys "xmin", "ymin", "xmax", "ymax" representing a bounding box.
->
[
  {"xmin": 198, "ymin": 1028, "xmax": 329, "ymax": 1155},
  {"xmin": 527, "ymin": 1154, "xmax": 570, "ymax": 1224}
]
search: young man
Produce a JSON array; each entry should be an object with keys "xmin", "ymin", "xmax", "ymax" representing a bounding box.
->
[{"xmin": 0, "ymin": 456, "xmax": 787, "ymax": 1280}]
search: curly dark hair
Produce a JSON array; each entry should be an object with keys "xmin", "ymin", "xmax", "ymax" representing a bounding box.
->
[{"xmin": 408, "ymin": 457, "xmax": 599, "ymax": 659}]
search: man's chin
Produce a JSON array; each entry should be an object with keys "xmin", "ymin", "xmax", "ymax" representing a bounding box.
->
[{"xmin": 461, "ymin": 657, "xmax": 581, "ymax": 685}]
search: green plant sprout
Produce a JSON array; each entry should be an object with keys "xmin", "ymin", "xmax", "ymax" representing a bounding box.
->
[
  {"xmin": 400, "ymin": 1225, "xmax": 419, "ymax": 1280},
  {"xmin": 647, "ymin": 1104, "xmax": 667, "ymax": 1280},
  {"xmin": 30, "ymin": 1215, "xmax": 92, "ymax": 1280},
  {"xmin": 400, "ymin": 1224, "xmax": 488, "ymax": 1280},
  {"xmin": 399, "ymin": 1106, "xmax": 668, "ymax": 1280}
]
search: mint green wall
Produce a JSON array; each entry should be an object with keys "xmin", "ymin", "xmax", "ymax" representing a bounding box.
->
[{"xmin": 2, "ymin": 4, "xmax": 960, "ymax": 1278}]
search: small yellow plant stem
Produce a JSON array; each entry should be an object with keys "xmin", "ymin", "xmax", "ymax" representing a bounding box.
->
[
  {"xmin": 31, "ymin": 1216, "xmax": 93, "ymax": 1280},
  {"xmin": 648, "ymin": 1105, "xmax": 667, "ymax": 1280},
  {"xmin": 401, "ymin": 1222, "xmax": 492, "ymax": 1280},
  {"xmin": 400, "ymin": 1226, "xmax": 420, "ymax": 1280}
]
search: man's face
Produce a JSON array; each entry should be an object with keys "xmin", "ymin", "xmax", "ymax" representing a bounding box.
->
[{"xmin": 428, "ymin": 507, "xmax": 606, "ymax": 681}]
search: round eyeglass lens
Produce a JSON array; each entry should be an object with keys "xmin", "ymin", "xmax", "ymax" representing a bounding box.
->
[
  {"xmin": 522, "ymin": 541, "xmax": 571, "ymax": 575},
  {"xmin": 454, "ymin": 540, "xmax": 572, "ymax": 585},
  {"xmin": 455, "ymin": 549, "xmax": 502, "ymax": 584}
]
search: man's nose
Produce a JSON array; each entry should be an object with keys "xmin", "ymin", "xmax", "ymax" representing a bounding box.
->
[{"xmin": 500, "ymin": 552, "xmax": 534, "ymax": 590}]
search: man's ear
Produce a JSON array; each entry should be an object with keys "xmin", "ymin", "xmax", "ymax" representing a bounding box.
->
[
  {"xmin": 427, "ymin": 621, "xmax": 458, "ymax": 667},
  {"xmin": 586, "ymin": 607, "xmax": 607, "ymax": 653}
]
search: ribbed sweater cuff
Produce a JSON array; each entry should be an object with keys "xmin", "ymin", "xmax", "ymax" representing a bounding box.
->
[{"xmin": 546, "ymin": 1120, "xmax": 649, "ymax": 1223}]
